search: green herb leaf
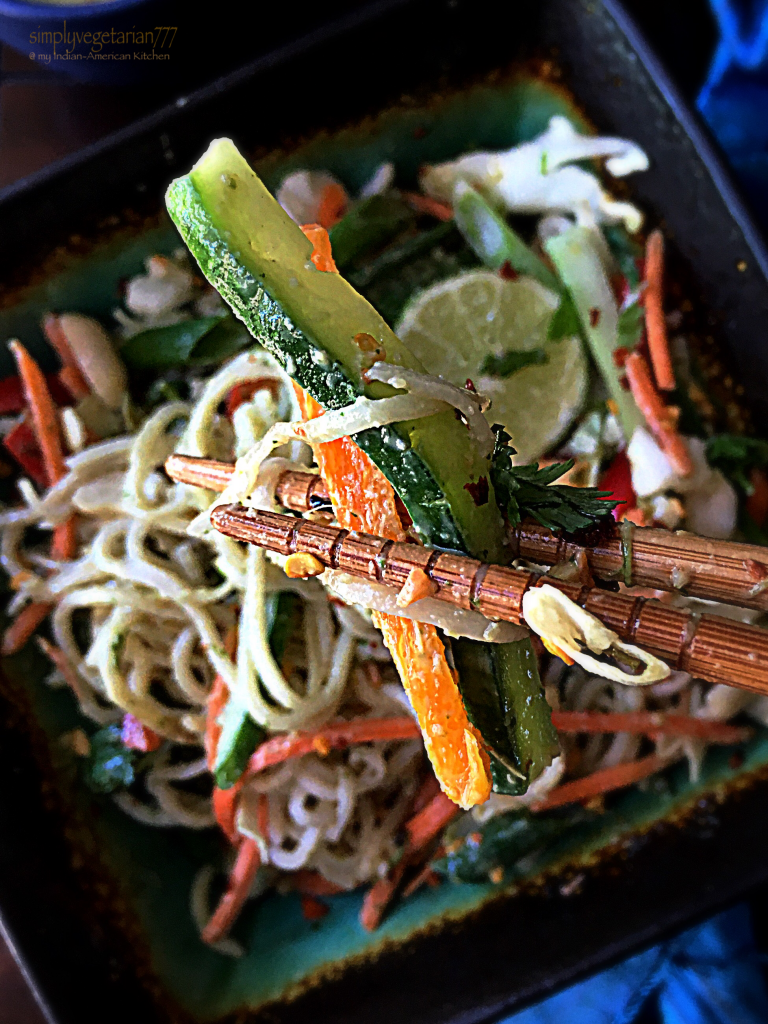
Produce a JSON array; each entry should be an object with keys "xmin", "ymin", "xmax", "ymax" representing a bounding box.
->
[
  {"xmin": 83, "ymin": 723, "xmax": 137, "ymax": 794},
  {"xmin": 617, "ymin": 301, "xmax": 644, "ymax": 348},
  {"xmin": 706, "ymin": 434, "xmax": 768, "ymax": 493},
  {"xmin": 329, "ymin": 192, "xmax": 414, "ymax": 269},
  {"xmin": 121, "ymin": 315, "xmax": 248, "ymax": 369},
  {"xmin": 480, "ymin": 348, "xmax": 548, "ymax": 378},
  {"xmin": 602, "ymin": 224, "xmax": 642, "ymax": 288},
  {"xmin": 490, "ymin": 426, "xmax": 619, "ymax": 532},
  {"xmin": 547, "ymin": 292, "xmax": 581, "ymax": 342}
]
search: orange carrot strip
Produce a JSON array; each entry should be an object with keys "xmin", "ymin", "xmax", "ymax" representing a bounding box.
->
[
  {"xmin": 42, "ymin": 314, "xmax": 90, "ymax": 398},
  {"xmin": 51, "ymin": 515, "xmax": 78, "ymax": 561},
  {"xmin": 405, "ymin": 791, "xmax": 460, "ymax": 851},
  {"xmin": 213, "ymin": 786, "xmax": 243, "ymax": 845},
  {"xmin": 315, "ymin": 182, "xmax": 348, "ymax": 229},
  {"xmin": 360, "ymin": 851, "xmax": 411, "ymax": 931},
  {"xmin": 37, "ymin": 637, "xmax": 90, "ymax": 704},
  {"xmin": 402, "ymin": 192, "xmax": 454, "ymax": 222},
  {"xmin": 2, "ymin": 601, "xmax": 53, "ymax": 655},
  {"xmin": 401, "ymin": 864, "xmax": 441, "ymax": 900},
  {"xmin": 644, "ymin": 230, "xmax": 675, "ymax": 392},
  {"xmin": 533, "ymin": 754, "xmax": 669, "ymax": 812},
  {"xmin": 206, "ymin": 676, "xmax": 230, "ymax": 770},
  {"xmin": 551, "ymin": 710, "xmax": 752, "ymax": 743},
  {"xmin": 201, "ymin": 835, "xmax": 262, "ymax": 945},
  {"xmin": 625, "ymin": 351, "xmax": 692, "ymax": 476},
  {"xmin": 247, "ymin": 717, "xmax": 421, "ymax": 774},
  {"xmin": 542, "ymin": 638, "xmax": 575, "ymax": 666},
  {"xmin": 300, "ymin": 223, "xmax": 338, "ymax": 273},
  {"xmin": 58, "ymin": 366, "xmax": 90, "ymax": 402},
  {"xmin": 296, "ymin": 385, "xmax": 492, "ymax": 809},
  {"xmin": 291, "ymin": 870, "xmax": 346, "ymax": 897},
  {"xmin": 9, "ymin": 341, "xmax": 68, "ymax": 486}
]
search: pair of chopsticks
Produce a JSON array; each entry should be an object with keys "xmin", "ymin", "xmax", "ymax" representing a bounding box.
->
[{"xmin": 165, "ymin": 454, "xmax": 768, "ymax": 694}]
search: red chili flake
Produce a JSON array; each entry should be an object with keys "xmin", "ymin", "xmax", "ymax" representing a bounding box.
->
[
  {"xmin": 121, "ymin": 713, "xmax": 162, "ymax": 753},
  {"xmin": 729, "ymin": 751, "xmax": 745, "ymax": 770},
  {"xmin": 465, "ymin": 378, "xmax": 477, "ymax": 393},
  {"xmin": 612, "ymin": 347, "xmax": 630, "ymax": 369},
  {"xmin": 499, "ymin": 261, "xmax": 519, "ymax": 281},
  {"xmin": 589, "ymin": 307, "xmax": 601, "ymax": 328},
  {"xmin": 619, "ymin": 374, "xmax": 631, "ymax": 391},
  {"xmin": 463, "ymin": 477, "xmax": 489, "ymax": 506},
  {"xmin": 413, "ymin": 125, "xmax": 427, "ymax": 140},
  {"xmin": 301, "ymin": 895, "xmax": 330, "ymax": 921}
]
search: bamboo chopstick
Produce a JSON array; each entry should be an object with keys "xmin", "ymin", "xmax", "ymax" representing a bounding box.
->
[
  {"xmin": 165, "ymin": 454, "xmax": 768, "ymax": 611},
  {"xmin": 209, "ymin": 503, "xmax": 768, "ymax": 694}
]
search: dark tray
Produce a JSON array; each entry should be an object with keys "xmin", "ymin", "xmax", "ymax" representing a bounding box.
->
[{"xmin": 2, "ymin": 1, "xmax": 768, "ymax": 1022}]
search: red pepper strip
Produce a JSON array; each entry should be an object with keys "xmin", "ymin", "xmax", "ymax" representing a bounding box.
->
[
  {"xmin": 121, "ymin": 713, "xmax": 163, "ymax": 752},
  {"xmin": 247, "ymin": 717, "xmax": 421, "ymax": 775},
  {"xmin": 225, "ymin": 379, "xmax": 282, "ymax": 419},
  {"xmin": 0, "ymin": 373, "xmax": 71, "ymax": 414},
  {"xmin": 401, "ymin": 192, "xmax": 454, "ymax": 221},
  {"xmin": 598, "ymin": 450, "xmax": 635, "ymax": 523},
  {"xmin": 533, "ymin": 754, "xmax": 669, "ymax": 812},
  {"xmin": 404, "ymin": 791, "xmax": 460, "ymax": 852},
  {"xmin": 2, "ymin": 601, "xmax": 54, "ymax": 656},
  {"xmin": 201, "ymin": 834, "xmax": 262, "ymax": 945},
  {"xmin": 551, "ymin": 710, "xmax": 752, "ymax": 743},
  {"xmin": 301, "ymin": 895, "xmax": 330, "ymax": 921},
  {"xmin": 3, "ymin": 420, "xmax": 48, "ymax": 488}
]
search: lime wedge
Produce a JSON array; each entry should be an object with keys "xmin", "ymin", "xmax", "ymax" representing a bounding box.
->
[{"xmin": 396, "ymin": 271, "xmax": 587, "ymax": 463}]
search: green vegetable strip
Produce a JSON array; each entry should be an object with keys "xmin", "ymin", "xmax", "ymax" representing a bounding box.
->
[
  {"xmin": 213, "ymin": 591, "xmax": 301, "ymax": 789},
  {"xmin": 492, "ymin": 638, "xmax": 559, "ymax": 785},
  {"xmin": 546, "ymin": 226, "xmax": 643, "ymax": 441},
  {"xmin": 454, "ymin": 184, "xmax": 560, "ymax": 292},
  {"xmin": 328, "ymin": 193, "xmax": 414, "ymax": 269}
]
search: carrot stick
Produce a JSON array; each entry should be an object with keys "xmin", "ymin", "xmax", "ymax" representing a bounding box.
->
[
  {"xmin": 402, "ymin": 192, "xmax": 454, "ymax": 222},
  {"xmin": 247, "ymin": 717, "xmax": 421, "ymax": 774},
  {"xmin": 201, "ymin": 835, "xmax": 262, "ymax": 945},
  {"xmin": 551, "ymin": 710, "xmax": 752, "ymax": 743},
  {"xmin": 533, "ymin": 753, "xmax": 670, "ymax": 812},
  {"xmin": 360, "ymin": 850, "xmax": 411, "ymax": 932},
  {"xmin": 405, "ymin": 791, "xmax": 460, "ymax": 851},
  {"xmin": 2, "ymin": 601, "xmax": 53, "ymax": 655},
  {"xmin": 9, "ymin": 341, "xmax": 68, "ymax": 487},
  {"xmin": 205, "ymin": 625, "xmax": 238, "ymax": 769},
  {"xmin": 401, "ymin": 864, "xmax": 441, "ymax": 900},
  {"xmin": 213, "ymin": 785, "xmax": 243, "ymax": 845},
  {"xmin": 42, "ymin": 315, "xmax": 90, "ymax": 400},
  {"xmin": 300, "ymin": 224, "xmax": 338, "ymax": 273},
  {"xmin": 51, "ymin": 516, "xmax": 78, "ymax": 561},
  {"xmin": 315, "ymin": 182, "xmax": 348, "ymax": 230},
  {"xmin": 37, "ymin": 637, "xmax": 90, "ymax": 703},
  {"xmin": 624, "ymin": 350, "xmax": 692, "ymax": 476},
  {"xmin": 291, "ymin": 870, "xmax": 346, "ymax": 897},
  {"xmin": 644, "ymin": 230, "xmax": 675, "ymax": 392}
]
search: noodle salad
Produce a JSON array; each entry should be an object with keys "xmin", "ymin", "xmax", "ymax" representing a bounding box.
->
[{"xmin": 1, "ymin": 117, "xmax": 767, "ymax": 951}]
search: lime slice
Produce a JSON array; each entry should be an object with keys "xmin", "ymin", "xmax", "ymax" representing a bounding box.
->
[{"xmin": 396, "ymin": 271, "xmax": 587, "ymax": 463}]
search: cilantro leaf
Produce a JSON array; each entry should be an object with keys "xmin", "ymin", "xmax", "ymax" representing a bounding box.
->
[
  {"xmin": 480, "ymin": 348, "xmax": 548, "ymax": 378},
  {"xmin": 490, "ymin": 426, "xmax": 620, "ymax": 532},
  {"xmin": 547, "ymin": 292, "xmax": 581, "ymax": 342},
  {"xmin": 705, "ymin": 434, "xmax": 768, "ymax": 494},
  {"xmin": 83, "ymin": 723, "xmax": 137, "ymax": 794},
  {"xmin": 617, "ymin": 301, "xmax": 644, "ymax": 348}
]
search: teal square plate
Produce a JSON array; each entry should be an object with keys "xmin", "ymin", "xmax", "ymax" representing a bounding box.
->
[{"xmin": 1, "ymin": 1, "xmax": 768, "ymax": 1022}]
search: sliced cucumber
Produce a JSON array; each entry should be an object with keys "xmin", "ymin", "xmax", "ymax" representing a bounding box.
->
[
  {"xmin": 167, "ymin": 139, "xmax": 505, "ymax": 562},
  {"xmin": 213, "ymin": 591, "xmax": 301, "ymax": 789}
]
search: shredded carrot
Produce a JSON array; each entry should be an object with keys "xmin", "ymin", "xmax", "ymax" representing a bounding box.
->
[
  {"xmin": 541, "ymin": 638, "xmax": 575, "ymax": 666},
  {"xmin": 201, "ymin": 834, "xmax": 262, "ymax": 945},
  {"xmin": 291, "ymin": 870, "xmax": 346, "ymax": 896},
  {"xmin": 9, "ymin": 341, "xmax": 68, "ymax": 487},
  {"xmin": 551, "ymin": 710, "xmax": 751, "ymax": 743},
  {"xmin": 247, "ymin": 717, "xmax": 422, "ymax": 774},
  {"xmin": 37, "ymin": 637, "xmax": 90, "ymax": 704},
  {"xmin": 296, "ymin": 384, "xmax": 492, "ymax": 808},
  {"xmin": 624, "ymin": 350, "xmax": 692, "ymax": 476},
  {"xmin": 402, "ymin": 192, "xmax": 454, "ymax": 221},
  {"xmin": 360, "ymin": 852, "xmax": 411, "ymax": 931},
  {"xmin": 405, "ymin": 791, "xmax": 460, "ymax": 851},
  {"xmin": 2, "ymin": 601, "xmax": 53, "ymax": 655},
  {"xmin": 402, "ymin": 864, "xmax": 441, "ymax": 900},
  {"xmin": 42, "ymin": 314, "xmax": 90, "ymax": 399},
  {"xmin": 301, "ymin": 895, "xmax": 330, "ymax": 921},
  {"xmin": 206, "ymin": 676, "xmax": 230, "ymax": 770},
  {"xmin": 533, "ymin": 753, "xmax": 669, "ymax": 812},
  {"xmin": 213, "ymin": 785, "xmax": 243, "ymax": 845},
  {"xmin": 396, "ymin": 567, "xmax": 437, "ymax": 608},
  {"xmin": 643, "ymin": 231, "xmax": 676, "ymax": 392},
  {"xmin": 315, "ymin": 182, "xmax": 348, "ymax": 229},
  {"xmin": 300, "ymin": 223, "xmax": 338, "ymax": 272},
  {"xmin": 51, "ymin": 516, "xmax": 79, "ymax": 561},
  {"xmin": 409, "ymin": 773, "xmax": 442, "ymax": 817}
]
